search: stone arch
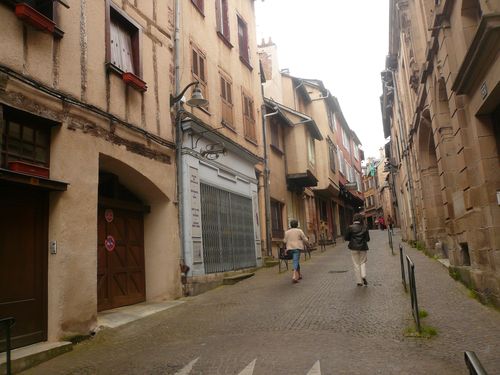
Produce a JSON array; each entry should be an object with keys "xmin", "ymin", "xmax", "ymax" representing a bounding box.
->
[
  {"xmin": 417, "ymin": 108, "xmax": 447, "ymax": 256},
  {"xmin": 98, "ymin": 154, "xmax": 179, "ymax": 306},
  {"xmin": 461, "ymin": 0, "xmax": 482, "ymax": 47}
]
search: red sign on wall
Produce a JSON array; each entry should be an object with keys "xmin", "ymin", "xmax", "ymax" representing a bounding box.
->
[
  {"xmin": 104, "ymin": 235, "xmax": 116, "ymax": 252},
  {"xmin": 105, "ymin": 209, "xmax": 114, "ymax": 223}
]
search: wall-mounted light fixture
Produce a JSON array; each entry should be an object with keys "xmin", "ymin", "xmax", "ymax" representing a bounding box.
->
[{"xmin": 170, "ymin": 81, "xmax": 208, "ymax": 108}]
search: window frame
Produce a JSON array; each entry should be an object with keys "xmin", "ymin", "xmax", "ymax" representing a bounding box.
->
[
  {"xmin": 219, "ymin": 72, "xmax": 233, "ymax": 128},
  {"xmin": 269, "ymin": 118, "xmax": 281, "ymax": 152},
  {"xmin": 106, "ymin": 1, "xmax": 142, "ymax": 78},
  {"xmin": 242, "ymin": 91, "xmax": 256, "ymax": 142},
  {"xmin": 191, "ymin": 44, "xmax": 208, "ymax": 105},
  {"xmin": 215, "ymin": 0, "xmax": 231, "ymax": 46},
  {"xmin": 270, "ymin": 200, "xmax": 284, "ymax": 239},
  {"xmin": 307, "ymin": 135, "xmax": 315, "ymax": 168},
  {"xmin": 0, "ymin": 106, "xmax": 52, "ymax": 171},
  {"xmin": 237, "ymin": 15, "xmax": 251, "ymax": 69},
  {"xmin": 191, "ymin": 0, "xmax": 204, "ymax": 15},
  {"xmin": 4, "ymin": 0, "xmax": 68, "ymax": 37},
  {"xmin": 328, "ymin": 140, "xmax": 336, "ymax": 173}
]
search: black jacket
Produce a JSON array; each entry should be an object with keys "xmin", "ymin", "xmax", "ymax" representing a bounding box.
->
[{"xmin": 344, "ymin": 222, "xmax": 370, "ymax": 250}]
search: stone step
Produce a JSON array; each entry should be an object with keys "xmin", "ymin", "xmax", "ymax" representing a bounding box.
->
[
  {"xmin": 223, "ymin": 272, "xmax": 255, "ymax": 285},
  {"xmin": 0, "ymin": 341, "xmax": 72, "ymax": 374}
]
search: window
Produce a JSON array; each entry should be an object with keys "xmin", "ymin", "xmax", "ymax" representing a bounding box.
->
[
  {"xmin": 271, "ymin": 200, "xmax": 284, "ymax": 239},
  {"xmin": 342, "ymin": 127, "xmax": 350, "ymax": 150},
  {"xmin": 356, "ymin": 173, "xmax": 362, "ymax": 192},
  {"xmin": 1, "ymin": 106, "xmax": 51, "ymax": 173},
  {"xmin": 307, "ymin": 136, "xmax": 315, "ymax": 167},
  {"xmin": 328, "ymin": 141, "xmax": 336, "ymax": 172},
  {"xmin": 328, "ymin": 111, "xmax": 336, "ymax": 132},
  {"xmin": 220, "ymin": 74, "xmax": 233, "ymax": 127},
  {"xmin": 215, "ymin": 0, "xmax": 230, "ymax": 43},
  {"xmin": 270, "ymin": 119, "xmax": 280, "ymax": 151},
  {"xmin": 192, "ymin": 46, "xmax": 208, "ymax": 102},
  {"xmin": 107, "ymin": 3, "xmax": 141, "ymax": 77},
  {"xmin": 237, "ymin": 16, "xmax": 250, "ymax": 67},
  {"xmin": 338, "ymin": 152, "xmax": 346, "ymax": 176},
  {"xmin": 353, "ymin": 143, "xmax": 359, "ymax": 160},
  {"xmin": 8, "ymin": 0, "xmax": 68, "ymax": 36},
  {"xmin": 242, "ymin": 92, "xmax": 256, "ymax": 141},
  {"xmin": 191, "ymin": 0, "xmax": 204, "ymax": 14}
]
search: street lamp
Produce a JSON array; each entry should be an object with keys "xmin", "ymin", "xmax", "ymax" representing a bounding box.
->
[
  {"xmin": 172, "ymin": 81, "xmax": 208, "ymax": 294},
  {"xmin": 170, "ymin": 81, "xmax": 208, "ymax": 108}
]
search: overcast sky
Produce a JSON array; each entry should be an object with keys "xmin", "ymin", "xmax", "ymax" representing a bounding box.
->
[{"xmin": 255, "ymin": 0, "xmax": 389, "ymax": 159}]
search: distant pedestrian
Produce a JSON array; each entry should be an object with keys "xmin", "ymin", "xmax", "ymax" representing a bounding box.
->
[
  {"xmin": 387, "ymin": 214, "xmax": 394, "ymax": 232},
  {"xmin": 378, "ymin": 215, "xmax": 386, "ymax": 230},
  {"xmin": 344, "ymin": 213, "xmax": 370, "ymax": 286},
  {"xmin": 283, "ymin": 220, "xmax": 309, "ymax": 283}
]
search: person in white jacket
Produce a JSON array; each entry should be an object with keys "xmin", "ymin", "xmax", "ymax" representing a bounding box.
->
[{"xmin": 283, "ymin": 220, "xmax": 309, "ymax": 283}]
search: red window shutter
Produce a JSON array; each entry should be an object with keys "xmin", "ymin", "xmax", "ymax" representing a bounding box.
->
[
  {"xmin": 220, "ymin": 76, "xmax": 226, "ymax": 99},
  {"xmin": 199, "ymin": 56, "xmax": 205, "ymax": 82}
]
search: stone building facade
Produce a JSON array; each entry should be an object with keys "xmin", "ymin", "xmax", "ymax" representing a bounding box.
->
[
  {"xmin": 382, "ymin": 0, "xmax": 499, "ymax": 305},
  {"xmin": 0, "ymin": 0, "xmax": 264, "ymax": 351},
  {"xmin": 259, "ymin": 40, "xmax": 364, "ymax": 255}
]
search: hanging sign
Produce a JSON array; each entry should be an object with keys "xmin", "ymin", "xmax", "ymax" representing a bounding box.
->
[
  {"xmin": 105, "ymin": 209, "xmax": 114, "ymax": 223},
  {"xmin": 104, "ymin": 235, "xmax": 116, "ymax": 252}
]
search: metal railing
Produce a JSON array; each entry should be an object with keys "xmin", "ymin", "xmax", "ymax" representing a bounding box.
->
[
  {"xmin": 388, "ymin": 228, "xmax": 394, "ymax": 254},
  {"xmin": 406, "ymin": 255, "xmax": 421, "ymax": 333},
  {"xmin": 464, "ymin": 351, "xmax": 488, "ymax": 375},
  {"xmin": 0, "ymin": 317, "xmax": 16, "ymax": 375},
  {"xmin": 399, "ymin": 244, "xmax": 407, "ymax": 292}
]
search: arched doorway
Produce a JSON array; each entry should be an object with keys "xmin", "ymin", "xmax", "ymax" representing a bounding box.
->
[{"xmin": 97, "ymin": 172, "xmax": 147, "ymax": 311}]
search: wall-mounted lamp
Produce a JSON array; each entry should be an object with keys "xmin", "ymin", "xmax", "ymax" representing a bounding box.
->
[{"xmin": 170, "ymin": 81, "xmax": 209, "ymax": 108}]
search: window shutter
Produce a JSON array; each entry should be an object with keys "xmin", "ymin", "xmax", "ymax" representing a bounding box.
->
[
  {"xmin": 222, "ymin": 0, "xmax": 230, "ymax": 39},
  {"xmin": 111, "ymin": 18, "xmax": 134, "ymax": 74},
  {"xmin": 215, "ymin": 0, "xmax": 222, "ymax": 33}
]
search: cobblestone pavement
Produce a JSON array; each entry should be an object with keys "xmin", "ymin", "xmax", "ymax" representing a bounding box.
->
[{"xmin": 22, "ymin": 230, "xmax": 500, "ymax": 375}]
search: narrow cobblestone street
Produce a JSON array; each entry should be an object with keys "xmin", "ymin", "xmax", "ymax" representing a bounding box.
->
[{"xmin": 21, "ymin": 230, "xmax": 500, "ymax": 375}]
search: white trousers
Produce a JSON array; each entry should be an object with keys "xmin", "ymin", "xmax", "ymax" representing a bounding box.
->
[{"xmin": 351, "ymin": 250, "xmax": 367, "ymax": 284}]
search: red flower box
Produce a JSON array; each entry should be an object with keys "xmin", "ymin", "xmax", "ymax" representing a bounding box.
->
[
  {"xmin": 8, "ymin": 161, "xmax": 50, "ymax": 179},
  {"xmin": 122, "ymin": 72, "xmax": 148, "ymax": 92},
  {"xmin": 15, "ymin": 3, "xmax": 55, "ymax": 34}
]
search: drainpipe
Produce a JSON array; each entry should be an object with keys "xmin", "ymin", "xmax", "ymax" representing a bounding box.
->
[{"xmin": 174, "ymin": 0, "xmax": 186, "ymax": 266}]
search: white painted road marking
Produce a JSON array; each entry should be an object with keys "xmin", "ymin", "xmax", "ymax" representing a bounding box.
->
[
  {"xmin": 173, "ymin": 357, "xmax": 199, "ymax": 375},
  {"xmin": 237, "ymin": 359, "xmax": 256, "ymax": 375},
  {"xmin": 306, "ymin": 360, "xmax": 321, "ymax": 375},
  {"xmin": 173, "ymin": 358, "xmax": 322, "ymax": 374}
]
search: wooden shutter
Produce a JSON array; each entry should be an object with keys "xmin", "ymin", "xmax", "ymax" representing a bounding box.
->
[
  {"xmin": 237, "ymin": 17, "xmax": 249, "ymax": 62},
  {"xmin": 221, "ymin": 0, "xmax": 230, "ymax": 39},
  {"xmin": 192, "ymin": 0, "xmax": 204, "ymax": 13},
  {"xmin": 220, "ymin": 76, "xmax": 233, "ymax": 127},
  {"xmin": 243, "ymin": 94, "xmax": 255, "ymax": 140},
  {"xmin": 110, "ymin": 18, "xmax": 134, "ymax": 74}
]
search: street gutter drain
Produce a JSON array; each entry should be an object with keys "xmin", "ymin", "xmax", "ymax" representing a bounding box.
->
[{"xmin": 329, "ymin": 270, "xmax": 348, "ymax": 273}]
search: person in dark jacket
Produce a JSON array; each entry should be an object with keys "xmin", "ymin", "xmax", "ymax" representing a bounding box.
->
[{"xmin": 344, "ymin": 213, "xmax": 370, "ymax": 286}]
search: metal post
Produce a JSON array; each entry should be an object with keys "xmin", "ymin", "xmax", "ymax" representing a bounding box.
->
[
  {"xmin": 399, "ymin": 244, "xmax": 407, "ymax": 291},
  {"xmin": 464, "ymin": 351, "xmax": 488, "ymax": 375},
  {"xmin": 1, "ymin": 317, "xmax": 15, "ymax": 375},
  {"xmin": 388, "ymin": 228, "xmax": 394, "ymax": 255},
  {"xmin": 406, "ymin": 255, "xmax": 420, "ymax": 333}
]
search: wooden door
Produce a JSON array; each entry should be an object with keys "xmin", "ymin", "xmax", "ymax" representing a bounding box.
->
[
  {"xmin": 0, "ymin": 184, "xmax": 48, "ymax": 350},
  {"xmin": 97, "ymin": 208, "xmax": 145, "ymax": 311}
]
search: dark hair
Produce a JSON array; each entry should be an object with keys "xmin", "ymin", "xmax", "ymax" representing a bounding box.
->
[
  {"xmin": 290, "ymin": 219, "xmax": 298, "ymax": 228},
  {"xmin": 353, "ymin": 213, "xmax": 364, "ymax": 223}
]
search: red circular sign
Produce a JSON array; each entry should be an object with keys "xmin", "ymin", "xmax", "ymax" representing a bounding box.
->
[
  {"xmin": 105, "ymin": 209, "xmax": 114, "ymax": 223},
  {"xmin": 104, "ymin": 235, "xmax": 116, "ymax": 252}
]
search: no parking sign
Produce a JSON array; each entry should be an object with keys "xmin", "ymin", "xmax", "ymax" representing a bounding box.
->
[{"xmin": 104, "ymin": 235, "xmax": 116, "ymax": 252}]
